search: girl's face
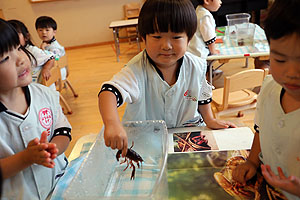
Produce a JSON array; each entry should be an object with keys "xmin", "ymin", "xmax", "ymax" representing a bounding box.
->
[
  {"xmin": 205, "ymin": 0, "xmax": 222, "ymax": 12},
  {"xmin": 0, "ymin": 46, "xmax": 32, "ymax": 92},
  {"xmin": 145, "ymin": 31, "xmax": 188, "ymax": 70},
  {"xmin": 270, "ymin": 33, "xmax": 300, "ymax": 101}
]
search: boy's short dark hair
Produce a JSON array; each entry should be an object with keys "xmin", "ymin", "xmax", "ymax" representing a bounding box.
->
[
  {"xmin": 197, "ymin": 0, "xmax": 204, "ymax": 5},
  {"xmin": 264, "ymin": 0, "xmax": 300, "ymax": 41},
  {"xmin": 138, "ymin": 0, "xmax": 197, "ymax": 41},
  {"xmin": 35, "ymin": 16, "xmax": 57, "ymax": 30}
]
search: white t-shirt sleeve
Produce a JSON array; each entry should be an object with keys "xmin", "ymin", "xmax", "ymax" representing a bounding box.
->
[
  {"xmin": 102, "ymin": 66, "xmax": 140, "ymax": 105},
  {"xmin": 199, "ymin": 15, "xmax": 216, "ymax": 43}
]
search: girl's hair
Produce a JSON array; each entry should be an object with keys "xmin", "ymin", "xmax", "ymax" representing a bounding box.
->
[
  {"xmin": 138, "ymin": 0, "xmax": 197, "ymax": 41},
  {"xmin": 7, "ymin": 20, "xmax": 34, "ymax": 46},
  {"xmin": 0, "ymin": 19, "xmax": 34, "ymax": 62},
  {"xmin": 35, "ymin": 16, "xmax": 57, "ymax": 30},
  {"xmin": 264, "ymin": 0, "xmax": 300, "ymax": 41},
  {"xmin": 0, "ymin": 18, "xmax": 20, "ymax": 57}
]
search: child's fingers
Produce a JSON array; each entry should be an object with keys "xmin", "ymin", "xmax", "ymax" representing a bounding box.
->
[
  {"xmin": 27, "ymin": 138, "xmax": 40, "ymax": 147},
  {"xmin": 40, "ymin": 131, "xmax": 49, "ymax": 144},
  {"xmin": 277, "ymin": 167, "xmax": 286, "ymax": 179}
]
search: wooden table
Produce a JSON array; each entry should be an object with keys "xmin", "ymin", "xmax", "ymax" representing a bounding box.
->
[
  {"xmin": 109, "ymin": 18, "xmax": 141, "ymax": 62},
  {"xmin": 207, "ymin": 23, "xmax": 270, "ymax": 84}
]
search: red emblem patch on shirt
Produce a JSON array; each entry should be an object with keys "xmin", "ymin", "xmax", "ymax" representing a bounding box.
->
[{"xmin": 39, "ymin": 108, "xmax": 53, "ymax": 129}]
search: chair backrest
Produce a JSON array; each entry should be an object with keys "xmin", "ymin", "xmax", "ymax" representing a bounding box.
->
[
  {"xmin": 222, "ymin": 68, "xmax": 269, "ymax": 109},
  {"xmin": 57, "ymin": 55, "xmax": 68, "ymax": 69},
  {"xmin": 124, "ymin": 2, "xmax": 140, "ymax": 19},
  {"xmin": 41, "ymin": 63, "xmax": 62, "ymax": 91}
]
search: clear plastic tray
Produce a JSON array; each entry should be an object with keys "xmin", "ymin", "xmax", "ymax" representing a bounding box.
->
[{"xmin": 64, "ymin": 120, "xmax": 169, "ymax": 200}]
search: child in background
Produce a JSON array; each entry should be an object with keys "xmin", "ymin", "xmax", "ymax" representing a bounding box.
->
[
  {"xmin": 0, "ymin": 18, "xmax": 72, "ymax": 199},
  {"xmin": 35, "ymin": 16, "xmax": 67, "ymax": 80},
  {"xmin": 187, "ymin": 0, "xmax": 223, "ymax": 81},
  {"xmin": 232, "ymin": 0, "xmax": 300, "ymax": 199},
  {"xmin": 8, "ymin": 19, "xmax": 55, "ymax": 84},
  {"xmin": 98, "ymin": 0, "xmax": 236, "ymax": 156}
]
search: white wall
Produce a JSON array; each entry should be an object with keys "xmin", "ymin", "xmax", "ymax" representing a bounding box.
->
[{"xmin": 0, "ymin": 0, "xmax": 143, "ymax": 47}]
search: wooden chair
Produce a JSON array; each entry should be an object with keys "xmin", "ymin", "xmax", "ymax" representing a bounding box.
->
[
  {"xmin": 41, "ymin": 64, "xmax": 73, "ymax": 114},
  {"xmin": 211, "ymin": 68, "xmax": 269, "ymax": 118},
  {"xmin": 124, "ymin": 2, "xmax": 140, "ymax": 44},
  {"xmin": 57, "ymin": 54, "xmax": 78, "ymax": 98}
]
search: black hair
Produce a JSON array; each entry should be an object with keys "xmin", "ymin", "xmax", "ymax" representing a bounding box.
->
[
  {"xmin": 138, "ymin": 0, "xmax": 197, "ymax": 41},
  {"xmin": 197, "ymin": 0, "xmax": 204, "ymax": 5},
  {"xmin": 35, "ymin": 16, "xmax": 57, "ymax": 30},
  {"xmin": 0, "ymin": 19, "xmax": 35, "ymax": 62},
  {"xmin": 7, "ymin": 20, "xmax": 34, "ymax": 46},
  {"xmin": 0, "ymin": 18, "xmax": 20, "ymax": 58},
  {"xmin": 264, "ymin": 0, "xmax": 300, "ymax": 41}
]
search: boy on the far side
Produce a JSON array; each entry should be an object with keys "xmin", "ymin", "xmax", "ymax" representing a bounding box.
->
[{"xmin": 35, "ymin": 16, "xmax": 65, "ymax": 59}]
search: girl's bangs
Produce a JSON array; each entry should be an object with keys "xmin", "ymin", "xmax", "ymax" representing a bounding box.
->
[{"xmin": 0, "ymin": 21, "xmax": 20, "ymax": 57}]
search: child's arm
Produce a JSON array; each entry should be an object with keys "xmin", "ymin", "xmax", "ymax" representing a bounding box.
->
[
  {"xmin": 0, "ymin": 134, "xmax": 54, "ymax": 179},
  {"xmin": 261, "ymin": 165, "xmax": 300, "ymax": 197},
  {"xmin": 41, "ymin": 58, "xmax": 55, "ymax": 81},
  {"xmin": 233, "ymin": 132, "xmax": 261, "ymax": 184},
  {"xmin": 98, "ymin": 91, "xmax": 128, "ymax": 156},
  {"xmin": 207, "ymin": 42, "xmax": 220, "ymax": 55},
  {"xmin": 49, "ymin": 136, "xmax": 70, "ymax": 156},
  {"xmin": 198, "ymin": 104, "xmax": 236, "ymax": 129},
  {"xmin": 40, "ymin": 41, "xmax": 49, "ymax": 50}
]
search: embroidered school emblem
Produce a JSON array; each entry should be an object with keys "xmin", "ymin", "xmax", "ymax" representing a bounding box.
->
[
  {"xmin": 184, "ymin": 90, "xmax": 197, "ymax": 102},
  {"xmin": 39, "ymin": 108, "xmax": 53, "ymax": 129}
]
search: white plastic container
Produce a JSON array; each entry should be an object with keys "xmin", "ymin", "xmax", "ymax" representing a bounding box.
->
[
  {"xmin": 226, "ymin": 13, "xmax": 251, "ymax": 39},
  {"xmin": 64, "ymin": 120, "xmax": 169, "ymax": 200}
]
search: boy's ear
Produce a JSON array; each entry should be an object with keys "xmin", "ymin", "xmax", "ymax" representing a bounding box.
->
[
  {"xmin": 53, "ymin": 30, "xmax": 57, "ymax": 35},
  {"xmin": 203, "ymin": 0, "xmax": 210, "ymax": 5}
]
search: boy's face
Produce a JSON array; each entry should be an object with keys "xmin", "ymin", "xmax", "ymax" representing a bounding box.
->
[
  {"xmin": 270, "ymin": 33, "xmax": 300, "ymax": 100},
  {"xmin": 145, "ymin": 31, "xmax": 188, "ymax": 70},
  {"xmin": 205, "ymin": 0, "xmax": 222, "ymax": 12},
  {"xmin": 36, "ymin": 27, "xmax": 56, "ymax": 42},
  {"xmin": 0, "ymin": 46, "xmax": 32, "ymax": 92}
]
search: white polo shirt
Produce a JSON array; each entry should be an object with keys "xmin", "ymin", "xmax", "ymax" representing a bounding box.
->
[
  {"xmin": 0, "ymin": 83, "xmax": 71, "ymax": 200},
  {"xmin": 100, "ymin": 50, "xmax": 212, "ymax": 128},
  {"xmin": 255, "ymin": 75, "xmax": 300, "ymax": 200},
  {"xmin": 187, "ymin": 5, "xmax": 217, "ymax": 59}
]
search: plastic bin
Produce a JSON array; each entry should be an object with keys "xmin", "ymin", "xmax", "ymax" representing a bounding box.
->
[
  {"xmin": 226, "ymin": 13, "xmax": 251, "ymax": 39},
  {"xmin": 235, "ymin": 23, "xmax": 256, "ymax": 46},
  {"xmin": 64, "ymin": 120, "xmax": 169, "ymax": 200}
]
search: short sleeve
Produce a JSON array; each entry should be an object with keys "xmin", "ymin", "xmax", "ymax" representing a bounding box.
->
[
  {"xmin": 100, "ymin": 66, "xmax": 140, "ymax": 106},
  {"xmin": 199, "ymin": 15, "xmax": 216, "ymax": 44},
  {"xmin": 198, "ymin": 79, "xmax": 212, "ymax": 104}
]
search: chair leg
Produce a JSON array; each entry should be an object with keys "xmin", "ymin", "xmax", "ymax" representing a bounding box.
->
[
  {"xmin": 59, "ymin": 94, "xmax": 72, "ymax": 114},
  {"xmin": 65, "ymin": 79, "xmax": 78, "ymax": 97}
]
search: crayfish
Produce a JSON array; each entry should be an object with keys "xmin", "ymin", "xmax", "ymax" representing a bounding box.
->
[{"xmin": 116, "ymin": 141, "xmax": 143, "ymax": 180}]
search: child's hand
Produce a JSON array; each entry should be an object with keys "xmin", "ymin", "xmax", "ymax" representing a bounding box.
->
[
  {"xmin": 205, "ymin": 119, "xmax": 237, "ymax": 129},
  {"xmin": 41, "ymin": 68, "xmax": 51, "ymax": 81},
  {"xmin": 40, "ymin": 131, "xmax": 58, "ymax": 160},
  {"xmin": 261, "ymin": 164, "xmax": 300, "ymax": 197},
  {"xmin": 211, "ymin": 49, "xmax": 220, "ymax": 55},
  {"xmin": 232, "ymin": 160, "xmax": 258, "ymax": 185},
  {"xmin": 25, "ymin": 138, "xmax": 55, "ymax": 168},
  {"xmin": 40, "ymin": 42, "xmax": 49, "ymax": 50},
  {"xmin": 104, "ymin": 122, "xmax": 128, "ymax": 157}
]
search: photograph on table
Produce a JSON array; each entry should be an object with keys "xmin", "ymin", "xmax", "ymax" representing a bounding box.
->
[
  {"xmin": 167, "ymin": 149, "xmax": 287, "ymax": 200},
  {"xmin": 172, "ymin": 131, "xmax": 218, "ymax": 153}
]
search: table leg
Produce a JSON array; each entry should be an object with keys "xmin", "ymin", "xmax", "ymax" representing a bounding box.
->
[{"xmin": 112, "ymin": 28, "xmax": 120, "ymax": 62}]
